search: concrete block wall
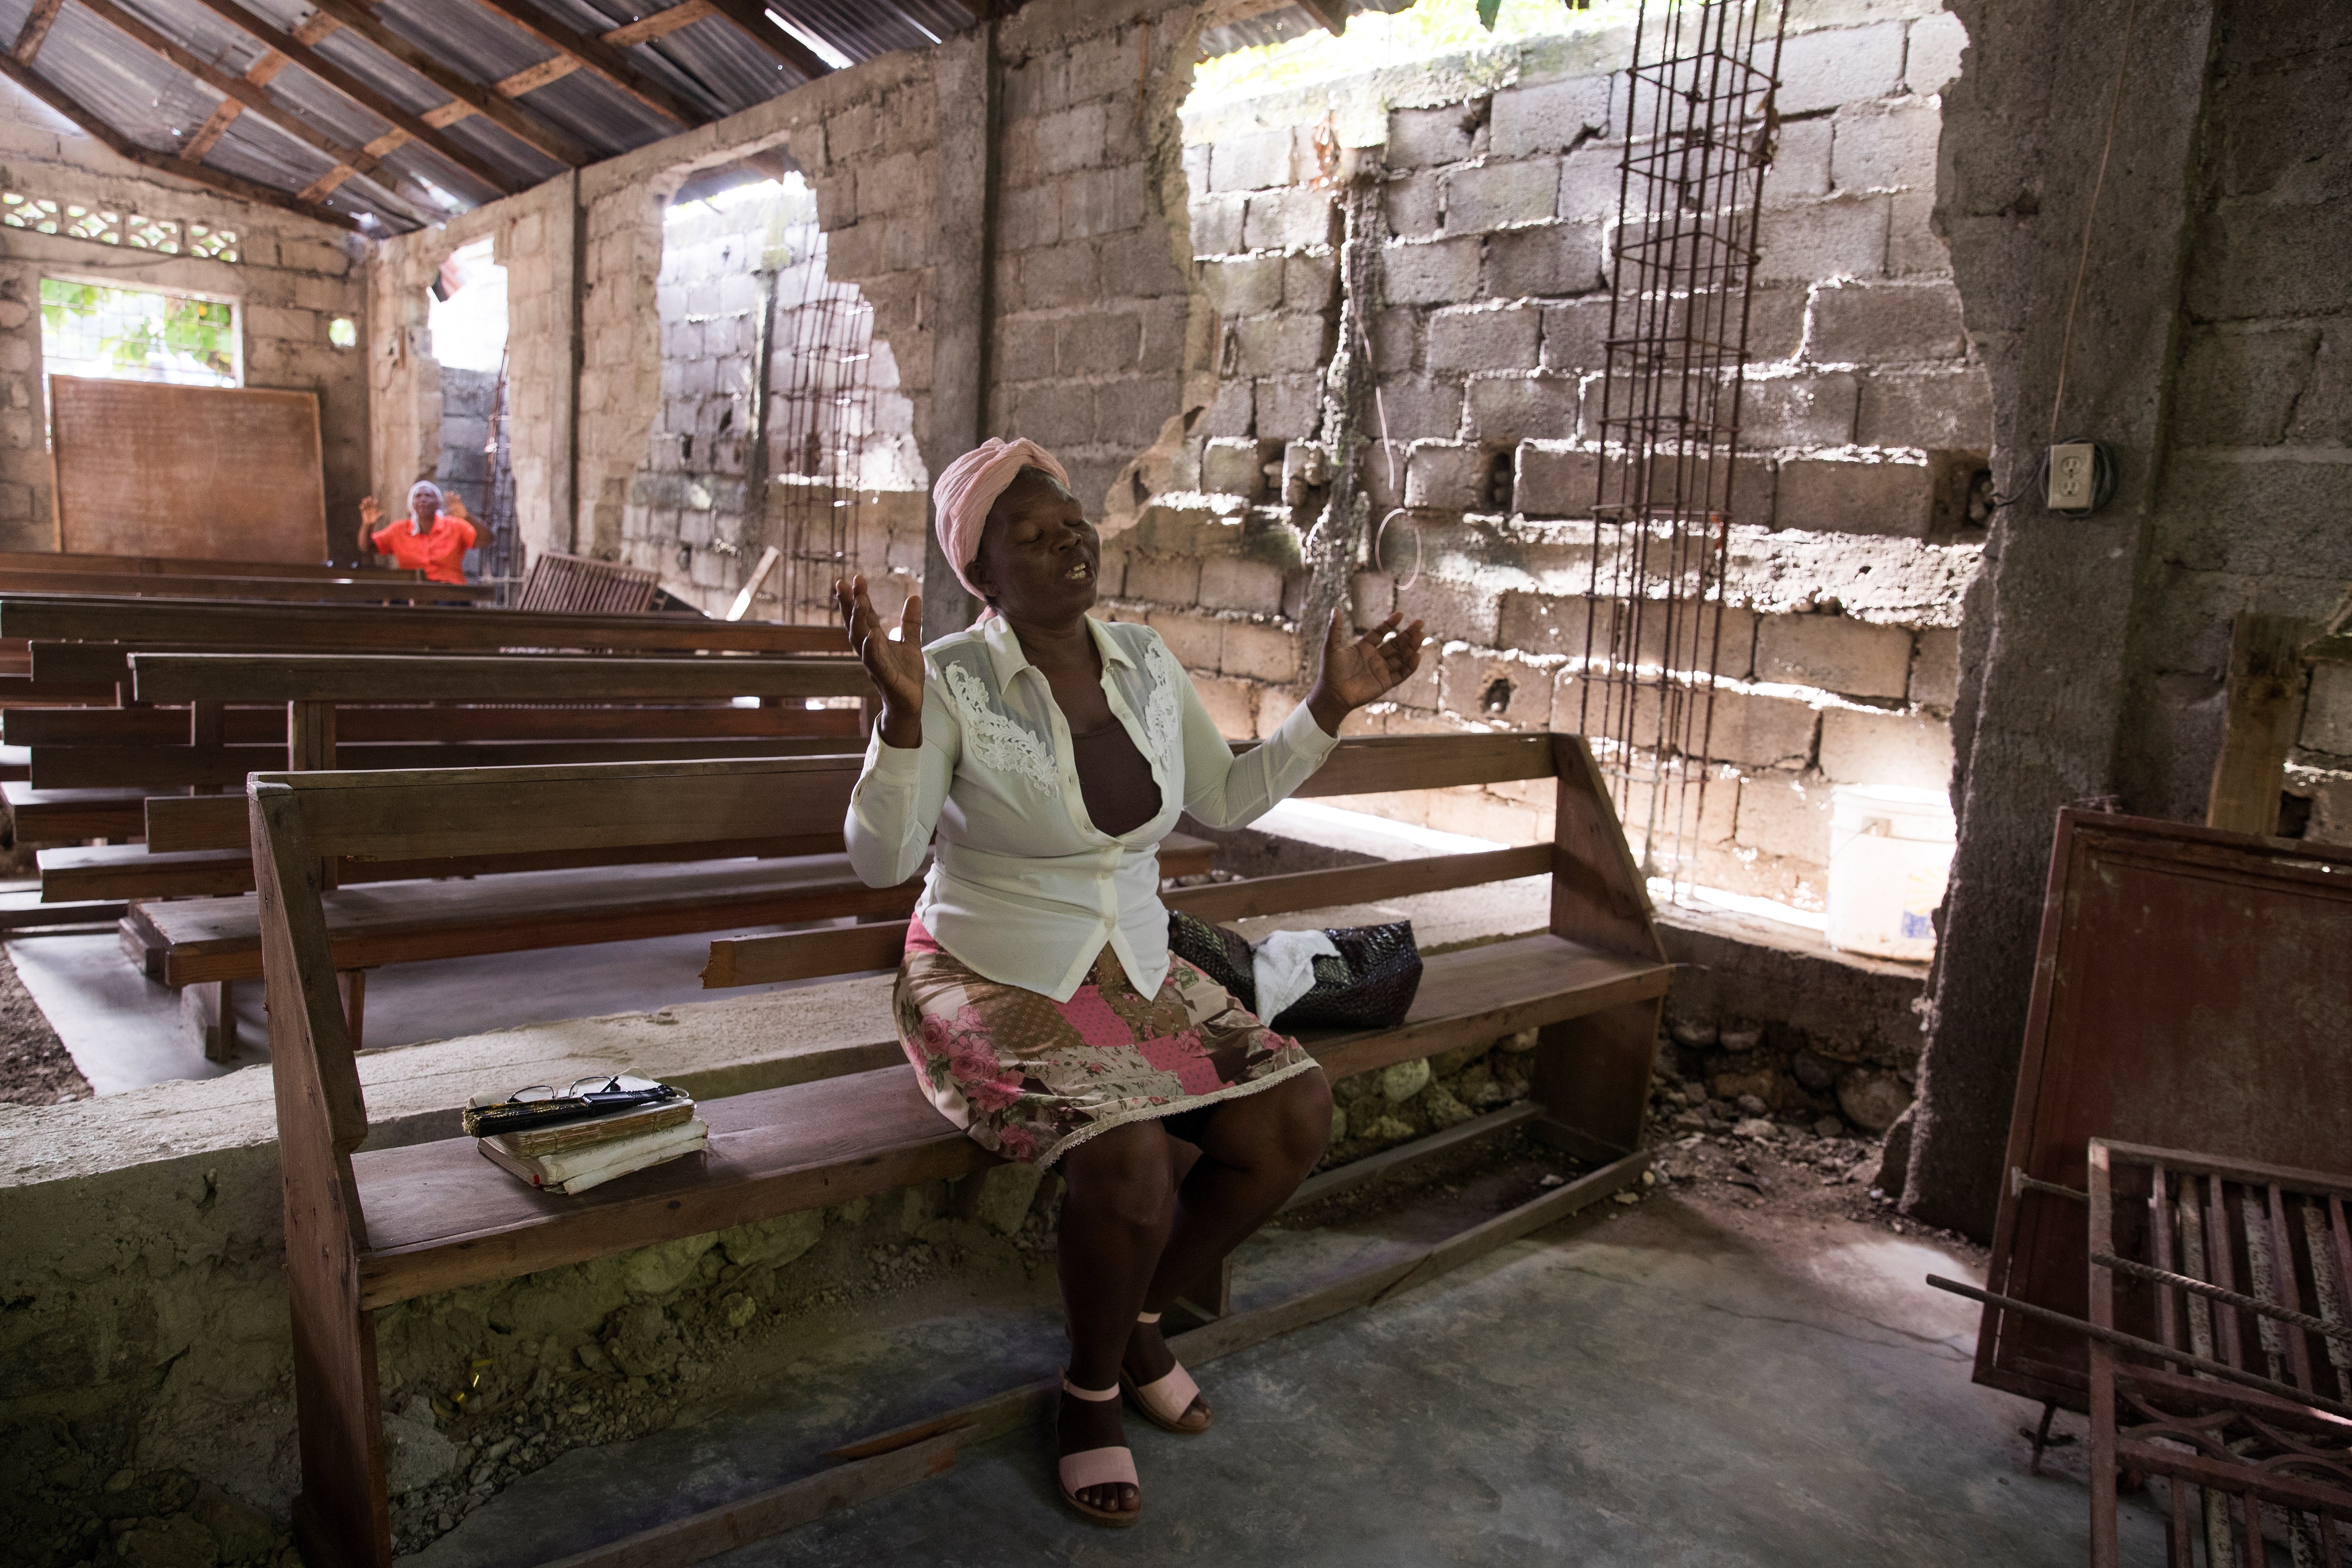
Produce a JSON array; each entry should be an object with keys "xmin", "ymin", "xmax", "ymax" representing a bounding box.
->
[
  {"xmin": 1097, "ymin": 0, "xmax": 1983, "ymax": 912},
  {"xmin": 2118, "ymin": 9, "xmax": 2352, "ymax": 836},
  {"xmin": 619, "ymin": 189, "xmax": 772, "ymax": 604},
  {"xmin": 0, "ymin": 88, "xmax": 370, "ymax": 555},
  {"xmin": 432, "ymin": 368, "xmax": 496, "ymax": 515},
  {"xmin": 984, "ymin": 1, "xmax": 1204, "ymax": 517}
]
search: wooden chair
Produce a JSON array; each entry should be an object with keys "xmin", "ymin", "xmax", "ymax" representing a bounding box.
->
[
  {"xmin": 513, "ymin": 551, "xmax": 660, "ymax": 614},
  {"xmin": 252, "ymin": 733, "xmax": 1670, "ymax": 1566},
  {"xmin": 2085, "ymin": 1139, "xmax": 2352, "ymax": 1568}
]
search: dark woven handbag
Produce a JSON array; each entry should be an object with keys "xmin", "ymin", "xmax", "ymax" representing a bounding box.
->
[{"xmin": 1167, "ymin": 910, "xmax": 1422, "ymax": 1032}]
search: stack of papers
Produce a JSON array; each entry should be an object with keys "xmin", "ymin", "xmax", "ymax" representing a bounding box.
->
[{"xmin": 468, "ymin": 1093, "xmax": 707, "ymax": 1196}]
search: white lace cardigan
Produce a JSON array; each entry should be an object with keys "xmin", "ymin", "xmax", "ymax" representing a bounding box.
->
[{"xmin": 844, "ymin": 615, "xmax": 1339, "ymax": 1002}]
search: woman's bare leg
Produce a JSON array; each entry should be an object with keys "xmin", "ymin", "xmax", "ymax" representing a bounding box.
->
[
  {"xmin": 1054, "ymin": 1120, "xmax": 1175, "ymax": 1514},
  {"xmin": 1126, "ymin": 1070, "xmax": 1333, "ymax": 1404}
]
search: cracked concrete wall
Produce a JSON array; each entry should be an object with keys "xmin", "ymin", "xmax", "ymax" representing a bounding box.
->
[
  {"xmin": 1907, "ymin": 0, "xmax": 2352, "ymax": 1235},
  {"xmin": 1098, "ymin": 0, "xmax": 1984, "ymax": 912},
  {"xmin": 0, "ymin": 84, "xmax": 370, "ymax": 557}
]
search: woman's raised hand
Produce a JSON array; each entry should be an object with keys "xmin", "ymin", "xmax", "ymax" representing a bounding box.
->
[
  {"xmin": 359, "ymin": 496, "xmax": 382, "ymax": 530},
  {"xmin": 1305, "ymin": 609, "xmax": 1427, "ymax": 736},
  {"xmin": 835, "ymin": 574, "xmax": 925, "ymax": 749}
]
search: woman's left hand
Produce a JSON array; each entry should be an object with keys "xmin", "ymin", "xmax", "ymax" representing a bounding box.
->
[{"xmin": 1305, "ymin": 609, "xmax": 1426, "ymax": 735}]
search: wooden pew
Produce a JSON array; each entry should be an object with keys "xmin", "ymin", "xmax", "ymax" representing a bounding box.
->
[
  {"xmin": 251, "ymin": 734, "xmax": 1668, "ymax": 1567},
  {"xmin": 0, "ymin": 572, "xmax": 496, "ymax": 603},
  {"xmin": 80, "ymin": 654, "xmax": 880, "ymax": 1055},
  {"xmin": 0, "ymin": 549, "xmax": 443, "ymax": 581},
  {"xmin": 1, "ymin": 597, "xmax": 840, "ymax": 692},
  {"xmin": 6, "ymin": 652, "xmax": 866, "ymax": 875}
]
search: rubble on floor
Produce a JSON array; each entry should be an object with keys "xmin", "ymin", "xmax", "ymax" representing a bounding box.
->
[{"xmin": 0, "ymin": 946, "xmax": 88, "ymax": 1107}]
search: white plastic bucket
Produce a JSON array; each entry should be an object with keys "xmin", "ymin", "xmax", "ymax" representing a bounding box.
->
[{"xmin": 1827, "ymin": 784, "xmax": 1955, "ymax": 962}]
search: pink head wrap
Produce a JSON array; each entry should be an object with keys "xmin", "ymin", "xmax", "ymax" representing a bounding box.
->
[{"xmin": 930, "ymin": 437, "xmax": 1073, "ymax": 620}]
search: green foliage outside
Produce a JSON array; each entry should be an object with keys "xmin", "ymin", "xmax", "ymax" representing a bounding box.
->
[{"xmin": 39, "ymin": 279, "xmax": 237, "ymax": 382}]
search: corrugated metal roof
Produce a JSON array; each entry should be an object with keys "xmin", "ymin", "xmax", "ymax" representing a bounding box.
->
[{"xmin": 0, "ymin": 0, "xmax": 982, "ymax": 234}]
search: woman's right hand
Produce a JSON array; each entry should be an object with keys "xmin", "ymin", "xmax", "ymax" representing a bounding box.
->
[
  {"xmin": 836, "ymin": 574, "xmax": 925, "ymax": 749},
  {"xmin": 359, "ymin": 496, "xmax": 382, "ymax": 531}
]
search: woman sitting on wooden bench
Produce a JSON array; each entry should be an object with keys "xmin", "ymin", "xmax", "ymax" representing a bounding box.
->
[{"xmin": 836, "ymin": 438, "xmax": 1424, "ymax": 1528}]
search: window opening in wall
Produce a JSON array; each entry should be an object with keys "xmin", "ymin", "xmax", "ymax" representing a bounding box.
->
[
  {"xmin": 426, "ymin": 238, "xmax": 518, "ymax": 597},
  {"xmin": 328, "ymin": 317, "xmax": 358, "ymax": 349},
  {"xmin": 767, "ymin": 191, "xmax": 881, "ymax": 619},
  {"xmin": 39, "ymin": 279, "xmax": 240, "ymax": 389},
  {"xmin": 4, "ymin": 190, "xmax": 238, "ymax": 260}
]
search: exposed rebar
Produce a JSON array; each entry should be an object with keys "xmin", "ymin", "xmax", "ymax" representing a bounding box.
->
[{"xmin": 1580, "ymin": 0, "xmax": 1787, "ymax": 902}]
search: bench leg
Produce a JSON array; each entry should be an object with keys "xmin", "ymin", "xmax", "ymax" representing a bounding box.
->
[
  {"xmin": 338, "ymin": 971, "xmax": 367, "ymax": 1050},
  {"xmin": 182, "ymin": 980, "xmax": 239, "ymax": 1062},
  {"xmin": 1530, "ymin": 997, "xmax": 1664, "ymax": 1164},
  {"xmin": 1174, "ymin": 1254, "xmax": 1234, "ymax": 1323},
  {"xmin": 289, "ymin": 1302, "xmax": 393, "ymax": 1568}
]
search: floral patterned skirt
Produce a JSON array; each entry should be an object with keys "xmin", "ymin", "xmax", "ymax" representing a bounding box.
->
[{"xmin": 892, "ymin": 915, "xmax": 1322, "ymax": 1169}]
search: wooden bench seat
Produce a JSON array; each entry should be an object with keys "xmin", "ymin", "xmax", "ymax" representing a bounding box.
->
[
  {"xmin": 350, "ymin": 928, "xmax": 1669, "ymax": 1308},
  {"xmin": 253, "ymin": 736, "xmax": 1667, "ymax": 1567},
  {"xmin": 3, "ymin": 782, "xmax": 147, "ymax": 840}
]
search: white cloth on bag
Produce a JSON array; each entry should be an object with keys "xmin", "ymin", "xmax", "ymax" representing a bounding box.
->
[
  {"xmin": 844, "ymin": 615, "xmax": 1340, "ymax": 1003},
  {"xmin": 1249, "ymin": 928, "xmax": 1339, "ymax": 1028}
]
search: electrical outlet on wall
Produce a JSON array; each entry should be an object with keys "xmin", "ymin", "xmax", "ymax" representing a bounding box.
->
[{"xmin": 2046, "ymin": 443, "xmax": 2098, "ymax": 511}]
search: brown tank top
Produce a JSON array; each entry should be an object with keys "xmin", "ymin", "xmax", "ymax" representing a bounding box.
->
[{"xmin": 1069, "ymin": 720, "xmax": 1162, "ymax": 838}]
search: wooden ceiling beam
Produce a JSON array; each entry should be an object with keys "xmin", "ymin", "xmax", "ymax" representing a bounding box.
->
[
  {"xmin": 300, "ymin": 0, "xmax": 591, "ymax": 168},
  {"xmin": 74, "ymin": 0, "xmax": 436, "ymax": 224},
  {"xmin": 11, "ymin": 0, "xmax": 64, "ymax": 64},
  {"xmin": 0, "ymin": 51, "xmax": 364, "ymax": 232},
  {"xmin": 604, "ymin": 0, "xmax": 717, "ymax": 49},
  {"xmin": 462, "ymin": 0, "xmax": 708, "ymax": 126},
  {"xmin": 180, "ymin": 0, "xmax": 530, "ymax": 197},
  {"xmin": 1292, "ymin": 0, "xmax": 1349, "ymax": 36},
  {"xmin": 698, "ymin": 0, "xmax": 836, "ymax": 83}
]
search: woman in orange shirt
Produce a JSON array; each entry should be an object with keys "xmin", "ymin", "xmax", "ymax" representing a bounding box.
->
[{"xmin": 358, "ymin": 480, "xmax": 475, "ymax": 585}]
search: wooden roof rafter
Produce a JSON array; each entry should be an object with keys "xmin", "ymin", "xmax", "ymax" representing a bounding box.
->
[
  {"xmin": 700, "ymin": 0, "xmax": 837, "ymax": 83},
  {"xmin": 11, "ymin": 0, "xmax": 65, "ymax": 63},
  {"xmin": 462, "ymin": 0, "xmax": 714, "ymax": 126},
  {"xmin": 178, "ymin": 0, "xmax": 530, "ymax": 198},
  {"xmin": 299, "ymin": 0, "xmax": 592, "ymax": 168},
  {"xmin": 1291, "ymin": 0, "xmax": 1349, "ymax": 35},
  {"xmin": 74, "ymin": 0, "xmax": 442, "ymax": 225},
  {"xmin": 0, "ymin": 49, "xmax": 364, "ymax": 232}
]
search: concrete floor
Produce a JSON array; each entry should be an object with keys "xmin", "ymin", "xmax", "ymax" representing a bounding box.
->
[
  {"xmin": 6, "ymin": 921, "xmax": 848, "ymax": 1095},
  {"xmin": 408, "ymin": 1185, "xmax": 2168, "ymax": 1568}
]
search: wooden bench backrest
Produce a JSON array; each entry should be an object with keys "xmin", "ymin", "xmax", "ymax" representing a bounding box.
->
[
  {"xmin": 0, "ymin": 549, "xmax": 438, "ymax": 581},
  {"xmin": 701, "ymin": 732, "xmax": 1661, "ymax": 987},
  {"xmin": 129, "ymin": 652, "xmax": 871, "ymax": 706},
  {"xmin": 0, "ymin": 573, "xmax": 496, "ymax": 604},
  {"xmin": 0, "ymin": 594, "xmax": 840, "ymax": 655}
]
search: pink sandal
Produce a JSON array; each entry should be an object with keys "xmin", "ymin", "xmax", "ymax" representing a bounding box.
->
[
  {"xmin": 1120, "ymin": 1311, "xmax": 1212, "ymax": 1435},
  {"xmin": 1057, "ymin": 1376, "xmax": 1140, "ymax": 1527}
]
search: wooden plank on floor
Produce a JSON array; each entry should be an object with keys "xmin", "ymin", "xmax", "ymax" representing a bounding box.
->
[
  {"xmin": 826, "ymin": 1147, "xmax": 1652, "ymax": 1466},
  {"xmin": 1281, "ymin": 1101, "xmax": 1545, "ymax": 1212}
]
